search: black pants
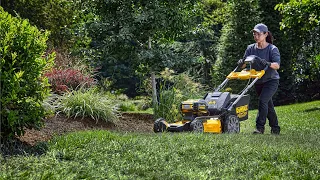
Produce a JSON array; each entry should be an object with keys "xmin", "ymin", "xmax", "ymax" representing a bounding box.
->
[{"xmin": 255, "ymin": 79, "xmax": 280, "ymax": 133}]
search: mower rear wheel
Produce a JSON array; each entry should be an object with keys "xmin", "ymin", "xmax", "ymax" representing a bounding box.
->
[
  {"xmin": 190, "ymin": 119, "xmax": 204, "ymax": 133},
  {"xmin": 153, "ymin": 118, "xmax": 167, "ymax": 133},
  {"xmin": 223, "ymin": 115, "xmax": 240, "ymax": 133}
]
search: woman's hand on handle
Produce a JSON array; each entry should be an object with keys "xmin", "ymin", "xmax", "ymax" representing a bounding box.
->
[{"xmin": 270, "ymin": 62, "xmax": 280, "ymax": 70}]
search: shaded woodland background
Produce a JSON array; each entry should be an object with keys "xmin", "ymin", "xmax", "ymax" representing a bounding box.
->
[{"xmin": 1, "ymin": 0, "xmax": 319, "ymax": 107}]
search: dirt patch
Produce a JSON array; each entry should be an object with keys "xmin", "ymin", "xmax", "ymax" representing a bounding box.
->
[{"xmin": 18, "ymin": 113, "xmax": 155, "ymax": 146}]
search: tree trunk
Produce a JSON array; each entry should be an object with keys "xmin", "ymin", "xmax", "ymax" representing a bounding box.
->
[
  {"xmin": 149, "ymin": 36, "xmax": 158, "ymax": 111},
  {"xmin": 151, "ymin": 72, "xmax": 157, "ymax": 107}
]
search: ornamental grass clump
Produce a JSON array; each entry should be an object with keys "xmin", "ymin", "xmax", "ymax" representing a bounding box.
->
[{"xmin": 59, "ymin": 89, "xmax": 119, "ymax": 123}]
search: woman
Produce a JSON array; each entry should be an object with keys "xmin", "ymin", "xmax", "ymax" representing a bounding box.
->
[{"xmin": 239, "ymin": 23, "xmax": 281, "ymax": 134}]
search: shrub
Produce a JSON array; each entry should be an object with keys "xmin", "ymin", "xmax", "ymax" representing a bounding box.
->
[
  {"xmin": 133, "ymin": 96, "xmax": 152, "ymax": 111},
  {"xmin": 44, "ymin": 68, "xmax": 95, "ymax": 94},
  {"xmin": 118, "ymin": 102, "xmax": 137, "ymax": 112},
  {"xmin": 154, "ymin": 68, "xmax": 206, "ymax": 122},
  {"xmin": 58, "ymin": 88, "xmax": 119, "ymax": 123},
  {"xmin": 0, "ymin": 7, "xmax": 54, "ymax": 138}
]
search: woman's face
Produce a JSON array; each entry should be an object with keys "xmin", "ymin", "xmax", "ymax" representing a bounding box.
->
[{"xmin": 253, "ymin": 31, "xmax": 267, "ymax": 43}]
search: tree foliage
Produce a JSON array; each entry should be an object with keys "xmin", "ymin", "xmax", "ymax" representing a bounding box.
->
[
  {"xmin": 214, "ymin": 0, "xmax": 261, "ymax": 94},
  {"xmin": 1, "ymin": 0, "xmax": 319, "ymax": 108},
  {"xmin": 175, "ymin": 0, "xmax": 226, "ymax": 85},
  {"xmin": 1, "ymin": 0, "xmax": 92, "ymax": 49},
  {"xmin": 276, "ymin": 0, "xmax": 320, "ymax": 101},
  {"xmin": 213, "ymin": 0, "xmax": 320, "ymax": 107},
  {"xmin": 87, "ymin": 0, "xmax": 201, "ymax": 96}
]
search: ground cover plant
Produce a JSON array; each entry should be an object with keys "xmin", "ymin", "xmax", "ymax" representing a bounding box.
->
[{"xmin": 0, "ymin": 101, "xmax": 319, "ymax": 179}]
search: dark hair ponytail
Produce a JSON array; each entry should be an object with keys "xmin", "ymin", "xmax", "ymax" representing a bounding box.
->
[{"xmin": 266, "ymin": 31, "xmax": 274, "ymax": 44}]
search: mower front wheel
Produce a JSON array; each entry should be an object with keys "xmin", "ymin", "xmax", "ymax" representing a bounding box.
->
[
  {"xmin": 223, "ymin": 115, "xmax": 240, "ymax": 133},
  {"xmin": 153, "ymin": 118, "xmax": 167, "ymax": 133},
  {"xmin": 190, "ymin": 119, "xmax": 204, "ymax": 133}
]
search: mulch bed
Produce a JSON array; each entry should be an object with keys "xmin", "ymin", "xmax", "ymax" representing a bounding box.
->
[{"xmin": 17, "ymin": 113, "xmax": 155, "ymax": 146}]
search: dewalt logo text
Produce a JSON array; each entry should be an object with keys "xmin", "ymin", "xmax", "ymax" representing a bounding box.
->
[{"xmin": 236, "ymin": 104, "xmax": 248, "ymax": 118}]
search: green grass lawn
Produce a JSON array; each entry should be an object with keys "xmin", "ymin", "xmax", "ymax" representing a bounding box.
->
[{"xmin": 1, "ymin": 101, "xmax": 319, "ymax": 179}]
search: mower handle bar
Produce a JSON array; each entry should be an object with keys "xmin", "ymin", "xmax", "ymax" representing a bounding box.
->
[
  {"xmin": 214, "ymin": 57, "xmax": 269, "ymax": 112},
  {"xmin": 214, "ymin": 57, "xmax": 269, "ymax": 92},
  {"xmin": 225, "ymin": 64, "xmax": 269, "ymax": 112}
]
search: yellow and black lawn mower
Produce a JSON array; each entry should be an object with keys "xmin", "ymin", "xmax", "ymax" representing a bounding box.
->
[{"xmin": 153, "ymin": 55, "xmax": 269, "ymax": 133}]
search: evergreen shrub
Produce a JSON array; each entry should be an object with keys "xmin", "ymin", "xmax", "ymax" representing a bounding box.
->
[{"xmin": 0, "ymin": 7, "xmax": 54, "ymax": 138}]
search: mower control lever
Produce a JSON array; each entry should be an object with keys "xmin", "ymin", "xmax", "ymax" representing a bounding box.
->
[{"xmin": 245, "ymin": 55, "xmax": 271, "ymax": 69}]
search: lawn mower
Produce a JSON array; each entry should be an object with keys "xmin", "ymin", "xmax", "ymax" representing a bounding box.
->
[{"xmin": 153, "ymin": 55, "xmax": 269, "ymax": 133}]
